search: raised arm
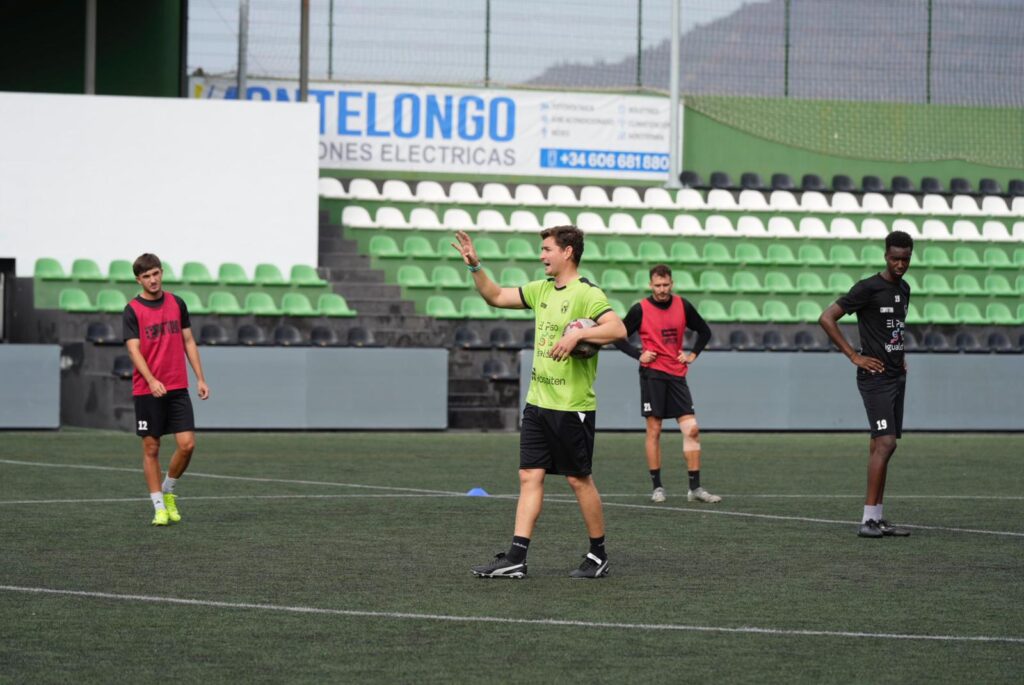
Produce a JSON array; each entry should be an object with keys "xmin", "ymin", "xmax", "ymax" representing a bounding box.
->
[{"xmin": 451, "ymin": 230, "xmax": 526, "ymax": 309}]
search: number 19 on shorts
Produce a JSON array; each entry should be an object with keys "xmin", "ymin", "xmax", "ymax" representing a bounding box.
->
[{"xmin": 875, "ymin": 419, "xmax": 887, "ymax": 431}]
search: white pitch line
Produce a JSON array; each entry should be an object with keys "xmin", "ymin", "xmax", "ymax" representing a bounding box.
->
[
  {"xmin": 594, "ymin": 494, "xmax": 1024, "ymax": 501},
  {"xmin": 0, "ymin": 493, "xmax": 456, "ymax": 506},
  {"xmin": 1, "ymin": 585, "xmax": 1021, "ymax": 645}
]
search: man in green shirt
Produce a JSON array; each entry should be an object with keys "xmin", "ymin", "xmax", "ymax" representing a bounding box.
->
[{"xmin": 452, "ymin": 225, "xmax": 626, "ymax": 579}]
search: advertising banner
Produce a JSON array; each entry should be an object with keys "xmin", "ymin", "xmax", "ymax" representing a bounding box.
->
[{"xmin": 190, "ymin": 77, "xmax": 675, "ymax": 179}]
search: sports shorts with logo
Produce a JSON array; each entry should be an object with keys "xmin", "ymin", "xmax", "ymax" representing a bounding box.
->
[
  {"xmin": 856, "ymin": 371, "xmax": 906, "ymax": 438},
  {"xmin": 640, "ymin": 367, "xmax": 694, "ymax": 418},
  {"xmin": 134, "ymin": 388, "xmax": 195, "ymax": 438},
  {"xmin": 520, "ymin": 403, "xmax": 596, "ymax": 476}
]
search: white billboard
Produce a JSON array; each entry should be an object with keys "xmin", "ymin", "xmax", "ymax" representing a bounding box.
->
[{"xmin": 190, "ymin": 78, "xmax": 674, "ymax": 180}]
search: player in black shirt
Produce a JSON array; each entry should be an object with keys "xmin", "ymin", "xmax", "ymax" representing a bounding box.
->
[{"xmin": 819, "ymin": 231, "xmax": 914, "ymax": 539}]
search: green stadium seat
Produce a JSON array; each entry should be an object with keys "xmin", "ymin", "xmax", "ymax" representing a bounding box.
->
[
  {"xmin": 317, "ymin": 293, "xmax": 357, "ymax": 317},
  {"xmin": 983, "ymin": 274, "xmax": 1014, "ymax": 296},
  {"xmin": 436, "ymin": 235, "xmax": 464, "ymax": 260},
  {"xmin": 698, "ymin": 270, "xmax": 731, "ymax": 293},
  {"xmin": 765, "ymin": 244, "xmax": 798, "ymax": 266},
  {"xmin": 499, "ymin": 307, "xmax": 534, "ymax": 320},
  {"xmin": 400, "ymin": 236, "xmax": 436, "ymax": 259},
  {"xmin": 671, "ymin": 271, "xmax": 699, "ymax": 293},
  {"xmin": 902, "ymin": 273, "xmax": 921, "ymax": 292},
  {"xmin": 71, "ymin": 258, "xmax": 105, "ymax": 282},
  {"xmin": 1014, "ymin": 247, "xmax": 1024, "ymax": 266},
  {"xmin": 697, "ymin": 299, "xmax": 732, "ymax": 322},
  {"xmin": 254, "ymin": 264, "xmax": 288, "ymax": 287},
  {"xmin": 281, "ymin": 292, "xmax": 317, "ymax": 317},
  {"xmin": 218, "ymin": 262, "xmax": 250, "ymax": 285},
  {"xmin": 426, "ymin": 295, "xmax": 462, "ymax": 319},
  {"xmin": 921, "ymin": 273, "xmax": 952, "ymax": 296},
  {"xmin": 95, "ymin": 289, "xmax": 128, "ymax": 313},
  {"xmin": 429, "ymin": 265, "xmax": 470, "ymax": 289},
  {"xmin": 762, "ymin": 300, "xmax": 799, "ymax": 323},
  {"xmin": 731, "ymin": 299, "xmax": 764, "ymax": 322},
  {"xmin": 58, "ymin": 287, "xmax": 97, "ymax": 312},
  {"xmin": 985, "ymin": 303, "xmax": 1017, "ymax": 325},
  {"xmin": 35, "ymin": 258, "xmax": 69, "ymax": 281},
  {"xmin": 921, "ymin": 301, "xmax": 954, "ymax": 324},
  {"xmin": 290, "ymin": 265, "xmax": 327, "ymax": 287},
  {"xmin": 637, "ymin": 241, "xmax": 669, "ymax": 263},
  {"xmin": 952, "ymin": 246, "xmax": 983, "ymax": 269},
  {"xmin": 860, "ymin": 245, "xmax": 885, "ymax": 266},
  {"xmin": 669, "ymin": 242, "xmax": 701, "ymax": 265},
  {"xmin": 160, "ymin": 262, "xmax": 182, "ymax": 284},
  {"xmin": 208, "ymin": 291, "xmax": 245, "ymax": 315},
  {"xmin": 245, "ymin": 292, "xmax": 283, "ymax": 316},
  {"xmin": 919, "ymin": 246, "xmax": 950, "ymax": 268},
  {"xmin": 176, "ymin": 290, "xmax": 208, "ymax": 315},
  {"xmin": 578, "ymin": 267, "xmax": 598, "ymax": 283},
  {"xmin": 604, "ymin": 240, "xmax": 640, "ymax": 264},
  {"xmin": 795, "ymin": 300, "xmax": 822, "ymax": 322},
  {"xmin": 108, "ymin": 260, "xmax": 136, "ymax": 283},
  {"xmin": 398, "ymin": 265, "xmax": 431, "ymax": 288},
  {"xmin": 601, "ymin": 268, "xmax": 635, "ymax": 292},
  {"xmin": 764, "ymin": 271, "xmax": 797, "ymax": 293},
  {"xmin": 829, "ymin": 244, "xmax": 863, "ymax": 267},
  {"xmin": 460, "ymin": 297, "xmax": 499, "ymax": 319},
  {"xmin": 828, "ymin": 273, "xmax": 856, "ymax": 293},
  {"xmin": 582, "ymin": 241, "xmax": 608, "ymax": 263},
  {"xmin": 953, "ymin": 274, "xmax": 983, "ymax": 296},
  {"xmin": 369, "ymin": 234, "xmax": 403, "ymax": 258},
  {"xmin": 797, "ymin": 244, "xmax": 829, "ymax": 266},
  {"xmin": 734, "ymin": 242, "xmax": 766, "ymax": 265},
  {"xmin": 499, "ymin": 267, "xmax": 530, "ymax": 287},
  {"xmin": 632, "ymin": 269, "xmax": 652, "ymax": 291},
  {"xmin": 1019, "ymin": 303, "xmax": 1024, "ymax": 324},
  {"xmin": 731, "ymin": 271, "xmax": 765, "ymax": 293},
  {"xmin": 607, "ymin": 298, "xmax": 628, "ymax": 318},
  {"xmin": 474, "ymin": 237, "xmax": 505, "ymax": 260},
  {"xmin": 505, "ymin": 237, "xmax": 537, "ymax": 261},
  {"xmin": 702, "ymin": 242, "xmax": 736, "ymax": 265},
  {"xmin": 182, "ymin": 261, "xmax": 217, "ymax": 285},
  {"xmin": 796, "ymin": 272, "xmax": 829, "ymax": 294},
  {"xmin": 954, "ymin": 302, "xmax": 987, "ymax": 325},
  {"xmin": 1018, "ymin": 275, "xmax": 1024, "ymax": 294},
  {"xmin": 982, "ymin": 247, "xmax": 1013, "ymax": 269}
]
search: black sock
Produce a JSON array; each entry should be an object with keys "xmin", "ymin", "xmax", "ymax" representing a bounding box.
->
[
  {"xmin": 688, "ymin": 470, "xmax": 701, "ymax": 491},
  {"xmin": 589, "ymin": 535, "xmax": 607, "ymax": 560},
  {"xmin": 506, "ymin": 535, "xmax": 530, "ymax": 564},
  {"xmin": 650, "ymin": 469, "xmax": 662, "ymax": 489}
]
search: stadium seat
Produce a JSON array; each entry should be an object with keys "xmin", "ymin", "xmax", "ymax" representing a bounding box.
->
[
  {"xmin": 58, "ymin": 288, "xmax": 96, "ymax": 312},
  {"xmin": 984, "ymin": 303, "xmax": 1017, "ymax": 325},
  {"xmin": 706, "ymin": 190, "xmax": 737, "ymax": 211},
  {"xmin": 318, "ymin": 177, "xmax": 346, "ymax": 199},
  {"xmin": 108, "ymin": 260, "xmax": 136, "ymax": 283},
  {"xmin": 180, "ymin": 262, "xmax": 216, "ymax": 285},
  {"xmin": 576, "ymin": 212, "xmax": 609, "ymax": 233},
  {"xmin": 397, "ymin": 265, "xmax": 430, "ymax": 288},
  {"xmin": 85, "ymin": 320, "xmax": 118, "ymax": 345},
  {"xmin": 542, "ymin": 210, "xmax": 574, "ymax": 229},
  {"xmin": 795, "ymin": 301, "xmax": 823, "ymax": 323},
  {"xmin": 1016, "ymin": 247, "xmax": 1024, "ymax": 266},
  {"xmin": 442, "ymin": 208, "xmax": 475, "ymax": 230},
  {"xmin": 547, "ymin": 185, "xmax": 582, "ymax": 207},
  {"xmin": 860, "ymin": 244, "xmax": 885, "ymax": 266},
  {"xmin": 952, "ymin": 246, "xmax": 983, "ymax": 269},
  {"xmin": 921, "ymin": 194, "xmax": 952, "ymax": 214},
  {"xmin": 402, "ymin": 236, "xmax": 438, "ymax": 259},
  {"xmin": 828, "ymin": 218, "xmax": 859, "ymax": 239},
  {"xmin": 861, "ymin": 193, "xmax": 890, "ymax": 214},
  {"xmin": 921, "ymin": 219, "xmax": 952, "ymax": 241},
  {"xmin": 218, "ymin": 263, "xmax": 250, "ymax": 286},
  {"xmin": 177, "ymin": 290, "xmax": 207, "ymax": 315},
  {"xmin": 1008, "ymin": 180, "xmax": 1024, "ymax": 196},
  {"xmin": 891, "ymin": 193, "xmax": 921, "ymax": 214},
  {"xmin": 459, "ymin": 297, "xmax": 499, "ymax": 319},
  {"xmin": 709, "ymin": 171, "xmax": 732, "ymax": 189},
  {"xmin": 954, "ymin": 303, "xmax": 987, "ymax": 325},
  {"xmin": 670, "ymin": 242, "xmax": 701, "ymax": 265},
  {"xmin": 860, "ymin": 175, "xmax": 883, "ymax": 193},
  {"xmin": 949, "ymin": 177, "xmax": 972, "ymax": 194},
  {"xmin": 448, "ymin": 182, "xmax": 481, "ymax": 204},
  {"xmin": 317, "ymin": 293, "xmax": 356, "ymax": 317},
  {"xmin": 430, "ymin": 265, "xmax": 470, "ymax": 289},
  {"xmin": 763, "ymin": 300, "xmax": 798, "ymax": 323},
  {"xmin": 982, "ymin": 246, "xmax": 1013, "ymax": 269},
  {"xmin": 71, "ymin": 258, "xmax": 105, "ymax": 282},
  {"xmin": 504, "ymin": 237, "xmax": 537, "ymax": 261},
  {"xmin": 728, "ymin": 329, "xmax": 760, "ymax": 351},
  {"xmin": 469, "ymin": 237, "xmax": 503, "ymax": 261},
  {"xmin": 921, "ymin": 273, "xmax": 953, "ymax": 295},
  {"xmin": 237, "ymin": 324, "xmax": 268, "ymax": 346},
  {"xmin": 643, "ymin": 188, "xmax": 676, "ymax": 210},
  {"xmin": 452, "ymin": 325, "xmax": 485, "ymax": 350},
  {"xmin": 737, "ymin": 189, "xmax": 768, "ymax": 210},
  {"xmin": 829, "ymin": 244, "xmax": 862, "ymax": 267},
  {"xmin": 95, "ymin": 289, "xmax": 128, "ymax": 313},
  {"xmin": 251, "ymin": 264, "xmax": 286, "ymax": 287},
  {"xmin": 347, "ymin": 326, "xmax": 378, "ymax": 347},
  {"xmin": 703, "ymin": 216, "xmax": 735, "ymax": 237},
  {"xmin": 208, "ymin": 291, "xmax": 245, "ymax": 315},
  {"xmin": 310, "ymin": 326, "xmax": 340, "ymax": 347},
  {"xmin": 768, "ymin": 190, "xmax": 799, "ymax": 211},
  {"xmin": 481, "ymin": 182, "xmax": 516, "ymax": 205},
  {"xmin": 770, "ymin": 173, "xmax": 794, "ymax": 190},
  {"xmin": 983, "ymin": 274, "xmax": 1014, "ymax": 296},
  {"xmin": 923, "ymin": 331, "xmax": 953, "ymax": 352},
  {"xmin": 921, "ymin": 302, "xmax": 955, "ymax": 324},
  {"xmin": 731, "ymin": 271, "xmax": 765, "ymax": 294},
  {"xmin": 765, "ymin": 243, "xmax": 799, "ymax": 266},
  {"xmin": 797, "ymin": 244, "xmax": 829, "ymax": 266},
  {"xmin": 414, "ymin": 180, "xmax": 447, "ymax": 203},
  {"xmin": 740, "ymin": 172, "xmax": 764, "ymax": 190},
  {"xmin": 368, "ymin": 235, "xmax": 402, "ymax": 259},
  {"xmin": 509, "ymin": 210, "xmax": 541, "ymax": 231},
  {"xmin": 604, "ymin": 240, "xmax": 640, "ymax": 263},
  {"xmin": 733, "ymin": 242, "xmax": 766, "ymax": 265},
  {"xmin": 372, "ymin": 207, "xmax": 407, "ymax": 229},
  {"xmin": 273, "ymin": 324, "xmax": 306, "ymax": 347},
  {"xmin": 513, "ymin": 183, "xmax": 547, "ymax": 206},
  {"xmin": 920, "ymin": 246, "xmax": 951, "ymax": 268},
  {"xmin": 490, "ymin": 326, "xmax": 520, "ymax": 350},
  {"xmin": 981, "ymin": 221, "xmax": 1011, "ymax": 241},
  {"xmin": 953, "ymin": 274, "xmax": 983, "ymax": 296},
  {"xmin": 891, "ymin": 219, "xmax": 921, "ymax": 239},
  {"xmin": 986, "ymin": 331, "xmax": 1015, "ymax": 353},
  {"xmin": 902, "ymin": 330, "xmax": 920, "ymax": 353},
  {"xmin": 482, "ymin": 358, "xmax": 517, "ymax": 381},
  {"xmin": 673, "ymin": 215, "xmax": 704, "ymax": 235},
  {"xmin": 801, "ymin": 174, "xmax": 826, "ymax": 192},
  {"xmin": 407, "ymin": 207, "xmax": 443, "ymax": 230},
  {"xmin": 698, "ymin": 299, "xmax": 732, "ymax": 322},
  {"xmin": 764, "ymin": 271, "xmax": 797, "ymax": 293},
  {"xmin": 920, "ymin": 177, "xmax": 942, "ymax": 194},
  {"xmin": 901, "ymin": 273, "xmax": 921, "ymax": 292},
  {"xmin": 796, "ymin": 272, "xmax": 829, "ymax": 294},
  {"xmin": 698, "ymin": 271, "xmax": 732, "ymax": 293},
  {"xmin": 608, "ymin": 213, "xmax": 640, "ymax": 232},
  {"xmin": 670, "ymin": 270, "xmax": 698, "ymax": 293},
  {"xmin": 347, "ymin": 178, "xmax": 380, "ymax": 200},
  {"xmin": 980, "ymin": 197, "xmax": 1010, "ymax": 216},
  {"xmin": 831, "ymin": 175, "xmax": 854, "ymax": 192},
  {"xmin": 637, "ymin": 241, "xmax": 669, "ymax": 263},
  {"xmin": 798, "ymin": 217, "xmax": 829, "ymax": 238},
  {"xmin": 341, "ymin": 206, "xmax": 374, "ymax": 228},
  {"xmin": 702, "ymin": 242, "xmax": 737, "ymax": 265},
  {"xmin": 951, "ymin": 220, "xmax": 982, "ymax": 241},
  {"xmin": 859, "ymin": 218, "xmax": 889, "ymax": 240},
  {"xmin": 198, "ymin": 323, "xmax": 231, "ymax": 346},
  {"xmin": 290, "ymin": 264, "xmax": 325, "ymax": 286},
  {"xmin": 498, "ymin": 267, "xmax": 529, "ymax": 287},
  {"xmin": 736, "ymin": 216, "xmax": 768, "ymax": 238},
  {"xmin": 829, "ymin": 192, "xmax": 859, "ymax": 213},
  {"xmin": 112, "ymin": 355, "xmax": 134, "ymax": 379},
  {"xmin": 280, "ymin": 292, "xmax": 317, "ymax": 317},
  {"xmin": 766, "ymin": 217, "xmax": 798, "ymax": 238},
  {"xmin": 828, "ymin": 273, "xmax": 856, "ymax": 292},
  {"xmin": 426, "ymin": 295, "xmax": 461, "ymax": 319},
  {"xmin": 477, "ymin": 209, "xmax": 508, "ymax": 230},
  {"xmin": 379, "ymin": 179, "xmax": 414, "ymax": 202},
  {"xmin": 35, "ymin": 258, "xmax": 69, "ymax": 281},
  {"xmin": 762, "ymin": 329, "xmax": 795, "ymax": 351},
  {"xmin": 675, "ymin": 189, "xmax": 705, "ymax": 210},
  {"xmin": 730, "ymin": 299, "xmax": 764, "ymax": 322},
  {"xmin": 891, "ymin": 176, "xmax": 914, "ymax": 193},
  {"xmin": 580, "ymin": 186, "xmax": 613, "ymax": 207},
  {"xmin": 678, "ymin": 170, "xmax": 703, "ymax": 188}
]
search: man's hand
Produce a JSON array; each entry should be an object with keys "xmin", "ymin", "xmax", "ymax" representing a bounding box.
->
[
  {"xmin": 197, "ymin": 380, "xmax": 210, "ymax": 400},
  {"xmin": 851, "ymin": 353, "xmax": 885, "ymax": 374},
  {"xmin": 639, "ymin": 350, "xmax": 657, "ymax": 364},
  {"xmin": 451, "ymin": 230, "xmax": 480, "ymax": 267},
  {"xmin": 148, "ymin": 379, "xmax": 167, "ymax": 397},
  {"xmin": 549, "ymin": 330, "xmax": 582, "ymax": 361},
  {"xmin": 678, "ymin": 351, "xmax": 697, "ymax": 366}
]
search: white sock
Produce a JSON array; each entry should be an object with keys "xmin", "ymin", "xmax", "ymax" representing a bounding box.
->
[
  {"xmin": 162, "ymin": 477, "xmax": 178, "ymax": 494},
  {"xmin": 151, "ymin": 492, "xmax": 166, "ymax": 511},
  {"xmin": 862, "ymin": 504, "xmax": 882, "ymax": 523}
]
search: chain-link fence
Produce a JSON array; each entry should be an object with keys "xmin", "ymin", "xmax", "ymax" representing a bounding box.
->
[{"xmin": 188, "ymin": 0, "xmax": 1024, "ymax": 106}]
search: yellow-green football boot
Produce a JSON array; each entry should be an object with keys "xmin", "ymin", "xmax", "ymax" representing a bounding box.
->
[{"xmin": 164, "ymin": 493, "xmax": 181, "ymax": 523}]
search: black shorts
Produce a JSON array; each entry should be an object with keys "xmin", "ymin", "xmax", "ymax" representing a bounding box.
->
[
  {"xmin": 857, "ymin": 372, "xmax": 906, "ymax": 438},
  {"xmin": 520, "ymin": 403, "xmax": 596, "ymax": 477},
  {"xmin": 640, "ymin": 368, "xmax": 694, "ymax": 419},
  {"xmin": 134, "ymin": 388, "xmax": 195, "ymax": 438}
]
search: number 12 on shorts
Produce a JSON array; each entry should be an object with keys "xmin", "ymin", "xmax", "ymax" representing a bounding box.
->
[
  {"xmin": 875, "ymin": 419, "xmax": 887, "ymax": 430},
  {"xmin": 138, "ymin": 420, "xmax": 148, "ymax": 431}
]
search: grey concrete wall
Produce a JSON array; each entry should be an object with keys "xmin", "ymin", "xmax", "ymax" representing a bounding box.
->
[
  {"xmin": 192, "ymin": 348, "xmax": 448, "ymax": 429},
  {"xmin": 520, "ymin": 350, "xmax": 1024, "ymax": 431},
  {"xmin": 0, "ymin": 344, "xmax": 59, "ymax": 428}
]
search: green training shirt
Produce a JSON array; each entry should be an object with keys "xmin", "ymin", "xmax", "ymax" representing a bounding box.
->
[{"xmin": 520, "ymin": 277, "xmax": 613, "ymax": 412}]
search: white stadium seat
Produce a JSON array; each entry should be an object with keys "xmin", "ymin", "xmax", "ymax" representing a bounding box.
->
[
  {"xmin": 951, "ymin": 195, "xmax": 981, "ymax": 215},
  {"xmin": 829, "ymin": 192, "xmax": 860, "ymax": 213},
  {"xmin": 921, "ymin": 219, "xmax": 952, "ymax": 241},
  {"xmin": 608, "ymin": 213, "xmax": 640, "ymax": 232},
  {"xmin": 798, "ymin": 217, "xmax": 829, "ymax": 238},
  {"xmin": 860, "ymin": 192, "xmax": 891, "ymax": 213},
  {"xmin": 318, "ymin": 177, "xmax": 347, "ymax": 199},
  {"xmin": 547, "ymin": 185, "xmax": 582, "ymax": 207},
  {"xmin": 1012, "ymin": 197, "xmax": 1024, "ymax": 215},
  {"xmin": 347, "ymin": 178, "xmax": 380, "ymax": 200},
  {"xmin": 415, "ymin": 180, "xmax": 447, "ymax": 203},
  {"xmin": 640, "ymin": 214, "xmax": 672, "ymax": 233},
  {"xmin": 951, "ymin": 220, "xmax": 982, "ymax": 241},
  {"xmin": 675, "ymin": 188, "xmax": 705, "ymax": 210},
  {"xmin": 829, "ymin": 217, "xmax": 859, "ymax": 239},
  {"xmin": 1012, "ymin": 221, "xmax": 1024, "ymax": 240},
  {"xmin": 644, "ymin": 187, "xmax": 677, "ymax": 209},
  {"xmin": 476, "ymin": 209, "xmax": 509, "ymax": 230},
  {"xmin": 442, "ymin": 208, "xmax": 475, "ymax": 229},
  {"xmin": 921, "ymin": 194, "xmax": 952, "ymax": 214},
  {"xmin": 980, "ymin": 196, "xmax": 1010, "ymax": 216},
  {"xmin": 513, "ymin": 183, "xmax": 548, "ymax": 206},
  {"xmin": 408, "ymin": 207, "xmax": 443, "ymax": 230},
  {"xmin": 737, "ymin": 189, "xmax": 769, "ymax": 210},
  {"xmin": 706, "ymin": 189, "xmax": 737, "ymax": 210},
  {"xmin": 481, "ymin": 183, "xmax": 516, "ymax": 205},
  {"xmin": 381, "ymin": 179, "xmax": 415, "ymax": 202},
  {"xmin": 611, "ymin": 186, "xmax": 645, "ymax": 209},
  {"xmin": 768, "ymin": 190, "xmax": 799, "ymax": 211},
  {"xmin": 800, "ymin": 191, "xmax": 830, "ymax": 212},
  {"xmin": 891, "ymin": 218, "xmax": 921, "ymax": 238},
  {"xmin": 576, "ymin": 211, "xmax": 610, "ymax": 233},
  {"xmin": 673, "ymin": 215, "xmax": 704, "ymax": 235},
  {"xmin": 981, "ymin": 220, "xmax": 1011, "ymax": 241},
  {"xmin": 509, "ymin": 210, "xmax": 542, "ymax": 231},
  {"xmin": 890, "ymin": 193, "xmax": 921, "ymax": 214},
  {"xmin": 859, "ymin": 218, "xmax": 889, "ymax": 239},
  {"xmin": 704, "ymin": 215, "xmax": 736, "ymax": 236},
  {"xmin": 580, "ymin": 186, "xmax": 613, "ymax": 207},
  {"xmin": 341, "ymin": 205, "xmax": 374, "ymax": 228},
  {"xmin": 767, "ymin": 216, "xmax": 798, "ymax": 238},
  {"xmin": 374, "ymin": 206, "xmax": 408, "ymax": 228},
  {"xmin": 736, "ymin": 216, "xmax": 768, "ymax": 237},
  {"xmin": 543, "ymin": 210, "xmax": 573, "ymax": 227},
  {"xmin": 448, "ymin": 182, "xmax": 481, "ymax": 204}
]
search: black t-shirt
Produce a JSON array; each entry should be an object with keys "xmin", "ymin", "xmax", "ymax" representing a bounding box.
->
[
  {"xmin": 123, "ymin": 293, "xmax": 191, "ymax": 341},
  {"xmin": 836, "ymin": 273, "xmax": 910, "ymax": 376},
  {"xmin": 613, "ymin": 296, "xmax": 712, "ymax": 360}
]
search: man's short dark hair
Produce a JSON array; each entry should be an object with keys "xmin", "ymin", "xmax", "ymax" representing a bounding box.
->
[
  {"xmin": 649, "ymin": 264, "xmax": 672, "ymax": 279},
  {"xmin": 132, "ymin": 253, "xmax": 162, "ymax": 276},
  {"xmin": 885, "ymin": 230, "xmax": 914, "ymax": 252},
  {"xmin": 540, "ymin": 225, "xmax": 584, "ymax": 264}
]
